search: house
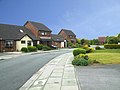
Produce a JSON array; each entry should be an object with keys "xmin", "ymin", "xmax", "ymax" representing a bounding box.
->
[
  {"xmin": 0, "ymin": 24, "xmax": 39, "ymax": 52},
  {"xmin": 58, "ymin": 29, "xmax": 76, "ymax": 47},
  {"xmin": 24, "ymin": 21, "xmax": 52, "ymax": 46},
  {"xmin": 98, "ymin": 37, "xmax": 106, "ymax": 45},
  {"xmin": 51, "ymin": 34, "xmax": 64, "ymax": 48}
]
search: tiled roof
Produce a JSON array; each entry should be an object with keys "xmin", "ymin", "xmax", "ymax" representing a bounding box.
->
[
  {"xmin": 52, "ymin": 34, "xmax": 64, "ymax": 42},
  {"xmin": 0, "ymin": 24, "xmax": 39, "ymax": 40},
  {"xmin": 26, "ymin": 21, "xmax": 52, "ymax": 32},
  {"xmin": 59, "ymin": 29, "xmax": 76, "ymax": 36}
]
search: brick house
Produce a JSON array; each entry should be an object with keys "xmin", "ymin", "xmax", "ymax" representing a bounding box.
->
[
  {"xmin": 24, "ymin": 21, "xmax": 52, "ymax": 46},
  {"xmin": 51, "ymin": 34, "xmax": 64, "ymax": 48},
  {"xmin": 0, "ymin": 24, "xmax": 39, "ymax": 52},
  {"xmin": 98, "ymin": 37, "xmax": 106, "ymax": 45},
  {"xmin": 58, "ymin": 29, "xmax": 76, "ymax": 47}
]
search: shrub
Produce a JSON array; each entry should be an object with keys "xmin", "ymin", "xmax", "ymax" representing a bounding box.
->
[
  {"xmin": 104, "ymin": 44, "xmax": 120, "ymax": 49},
  {"xmin": 21, "ymin": 47, "xmax": 28, "ymax": 52},
  {"xmin": 72, "ymin": 58, "xmax": 89, "ymax": 66},
  {"xmin": 76, "ymin": 43, "xmax": 82, "ymax": 48},
  {"xmin": 85, "ymin": 47, "xmax": 94, "ymax": 53},
  {"xmin": 42, "ymin": 46, "xmax": 51, "ymax": 51},
  {"xmin": 72, "ymin": 59, "xmax": 79, "ymax": 65},
  {"xmin": 83, "ymin": 44, "xmax": 89, "ymax": 49},
  {"xmin": 95, "ymin": 46, "xmax": 101, "ymax": 50},
  {"xmin": 73, "ymin": 48, "xmax": 86, "ymax": 56},
  {"xmin": 74, "ymin": 54, "xmax": 89, "ymax": 60},
  {"xmin": 28, "ymin": 46, "xmax": 37, "ymax": 52},
  {"xmin": 36, "ymin": 44, "xmax": 43, "ymax": 50}
]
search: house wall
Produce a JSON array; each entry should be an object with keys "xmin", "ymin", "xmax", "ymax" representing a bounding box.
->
[
  {"xmin": 16, "ymin": 35, "xmax": 33, "ymax": 51},
  {"xmin": 25, "ymin": 22, "xmax": 38, "ymax": 37},
  {"xmin": 25, "ymin": 22, "xmax": 52, "ymax": 46},
  {"xmin": 52, "ymin": 41, "xmax": 64, "ymax": 48},
  {"xmin": 59, "ymin": 31, "xmax": 68, "ymax": 40},
  {"xmin": 0, "ymin": 40, "xmax": 16, "ymax": 52},
  {"xmin": 59, "ymin": 30, "xmax": 76, "ymax": 45}
]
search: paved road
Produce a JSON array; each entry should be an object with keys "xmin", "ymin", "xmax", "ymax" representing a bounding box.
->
[
  {"xmin": 76, "ymin": 64, "xmax": 120, "ymax": 90},
  {"xmin": 0, "ymin": 50, "xmax": 72, "ymax": 90}
]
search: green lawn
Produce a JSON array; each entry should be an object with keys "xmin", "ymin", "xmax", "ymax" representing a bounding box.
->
[{"xmin": 87, "ymin": 49, "xmax": 120, "ymax": 64}]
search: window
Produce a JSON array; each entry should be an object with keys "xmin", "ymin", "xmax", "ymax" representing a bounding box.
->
[
  {"xmin": 5, "ymin": 40, "xmax": 13, "ymax": 48},
  {"xmin": 21, "ymin": 41, "xmax": 25, "ymax": 44},
  {"xmin": 27, "ymin": 41, "xmax": 31, "ymax": 46},
  {"xmin": 45, "ymin": 32, "xmax": 47, "ymax": 35},
  {"xmin": 41, "ymin": 32, "xmax": 45, "ymax": 35}
]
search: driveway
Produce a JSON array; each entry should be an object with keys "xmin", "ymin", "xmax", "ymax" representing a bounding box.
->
[{"xmin": 76, "ymin": 64, "xmax": 120, "ymax": 90}]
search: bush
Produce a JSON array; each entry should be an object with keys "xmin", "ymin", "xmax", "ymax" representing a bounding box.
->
[
  {"xmin": 95, "ymin": 46, "xmax": 101, "ymax": 50},
  {"xmin": 74, "ymin": 54, "xmax": 89, "ymax": 60},
  {"xmin": 42, "ymin": 46, "xmax": 51, "ymax": 51},
  {"xmin": 104, "ymin": 44, "xmax": 120, "ymax": 49},
  {"xmin": 72, "ymin": 58, "xmax": 89, "ymax": 66},
  {"xmin": 21, "ymin": 47, "xmax": 28, "ymax": 52},
  {"xmin": 83, "ymin": 44, "xmax": 89, "ymax": 49},
  {"xmin": 73, "ymin": 48, "xmax": 86, "ymax": 56},
  {"xmin": 36, "ymin": 44, "xmax": 43, "ymax": 50},
  {"xmin": 85, "ymin": 47, "xmax": 94, "ymax": 53},
  {"xmin": 28, "ymin": 46, "xmax": 38, "ymax": 52}
]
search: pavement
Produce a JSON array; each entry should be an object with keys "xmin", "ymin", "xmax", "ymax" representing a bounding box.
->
[{"xmin": 19, "ymin": 53, "xmax": 79, "ymax": 90}]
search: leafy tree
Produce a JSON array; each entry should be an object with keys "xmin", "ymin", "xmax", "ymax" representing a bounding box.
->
[
  {"xmin": 81, "ymin": 39, "xmax": 90, "ymax": 45},
  {"xmin": 106, "ymin": 36, "xmax": 118, "ymax": 44},
  {"xmin": 76, "ymin": 38, "xmax": 81, "ymax": 44},
  {"xmin": 90, "ymin": 39, "xmax": 99, "ymax": 45}
]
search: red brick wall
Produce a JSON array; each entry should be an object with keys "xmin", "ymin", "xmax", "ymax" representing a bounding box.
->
[
  {"xmin": 59, "ymin": 31, "xmax": 68, "ymax": 40},
  {"xmin": 0, "ymin": 41, "xmax": 16, "ymax": 52},
  {"xmin": 25, "ymin": 22, "xmax": 38, "ymax": 37},
  {"xmin": 52, "ymin": 41, "xmax": 61, "ymax": 48},
  {"xmin": 38, "ymin": 31, "xmax": 51, "ymax": 37},
  {"xmin": 59, "ymin": 30, "xmax": 76, "ymax": 44}
]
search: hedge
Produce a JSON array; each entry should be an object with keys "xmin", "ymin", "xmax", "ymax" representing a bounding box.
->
[
  {"xmin": 104, "ymin": 44, "xmax": 120, "ymax": 49},
  {"xmin": 73, "ymin": 48, "xmax": 86, "ymax": 56},
  {"xmin": 28, "ymin": 46, "xmax": 38, "ymax": 52},
  {"xmin": 36, "ymin": 44, "xmax": 43, "ymax": 50},
  {"xmin": 21, "ymin": 47, "xmax": 28, "ymax": 52}
]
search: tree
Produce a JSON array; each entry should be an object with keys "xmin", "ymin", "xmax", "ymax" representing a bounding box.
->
[
  {"xmin": 106, "ymin": 36, "xmax": 118, "ymax": 44},
  {"xmin": 76, "ymin": 38, "xmax": 81, "ymax": 44},
  {"xmin": 90, "ymin": 39, "xmax": 99, "ymax": 45},
  {"xmin": 81, "ymin": 39, "xmax": 90, "ymax": 45}
]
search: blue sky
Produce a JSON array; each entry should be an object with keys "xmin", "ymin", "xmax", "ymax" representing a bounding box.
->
[{"xmin": 0, "ymin": 0, "xmax": 120, "ymax": 39}]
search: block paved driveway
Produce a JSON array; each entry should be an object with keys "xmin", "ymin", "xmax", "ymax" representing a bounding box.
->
[{"xmin": 76, "ymin": 64, "xmax": 120, "ymax": 90}]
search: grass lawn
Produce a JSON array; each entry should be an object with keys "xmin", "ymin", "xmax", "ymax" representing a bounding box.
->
[{"xmin": 87, "ymin": 49, "xmax": 120, "ymax": 64}]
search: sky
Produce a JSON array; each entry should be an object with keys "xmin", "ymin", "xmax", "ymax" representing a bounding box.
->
[{"xmin": 0, "ymin": 0, "xmax": 120, "ymax": 39}]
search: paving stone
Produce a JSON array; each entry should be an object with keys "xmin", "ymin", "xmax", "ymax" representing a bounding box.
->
[
  {"xmin": 31, "ymin": 79, "xmax": 47, "ymax": 87},
  {"xmin": 62, "ymin": 79, "xmax": 77, "ymax": 86},
  {"xmin": 53, "ymin": 69, "xmax": 64, "ymax": 73},
  {"xmin": 50, "ymin": 72, "xmax": 63, "ymax": 78},
  {"xmin": 47, "ymin": 78, "xmax": 62, "ymax": 84},
  {"xmin": 38, "ymin": 65, "xmax": 55, "ymax": 79},
  {"xmin": 43, "ymin": 84, "xmax": 61, "ymax": 90},
  {"xmin": 63, "ymin": 72, "xmax": 75, "ymax": 79},
  {"xmin": 61, "ymin": 86, "xmax": 78, "ymax": 90},
  {"xmin": 28, "ymin": 86, "xmax": 42, "ymax": 90}
]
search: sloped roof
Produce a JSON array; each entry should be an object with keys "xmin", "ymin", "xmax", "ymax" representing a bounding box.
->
[
  {"xmin": 26, "ymin": 21, "xmax": 52, "ymax": 32},
  {"xmin": 0, "ymin": 24, "xmax": 39, "ymax": 40},
  {"xmin": 59, "ymin": 29, "xmax": 76, "ymax": 36},
  {"xmin": 51, "ymin": 34, "xmax": 64, "ymax": 42}
]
